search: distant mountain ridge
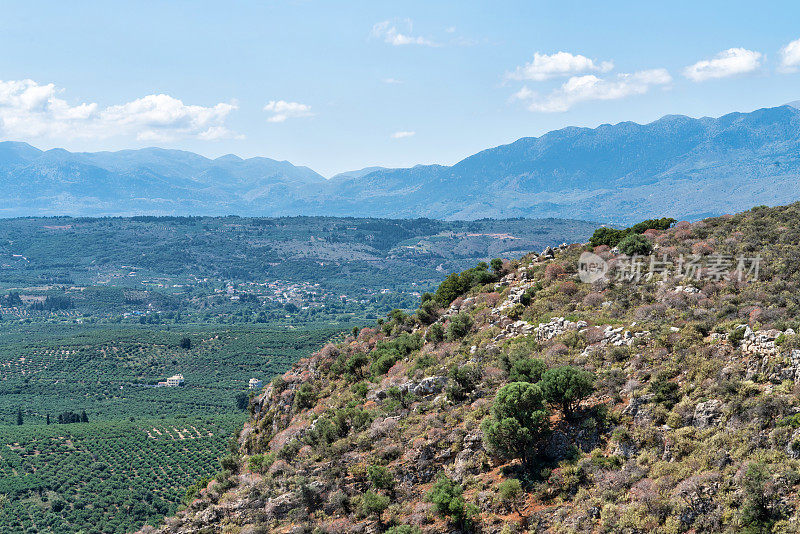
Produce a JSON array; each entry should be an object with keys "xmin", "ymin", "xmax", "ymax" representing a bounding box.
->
[
  {"xmin": 0, "ymin": 143, "xmax": 327, "ymax": 217},
  {"xmin": 2, "ymin": 103, "xmax": 800, "ymax": 222}
]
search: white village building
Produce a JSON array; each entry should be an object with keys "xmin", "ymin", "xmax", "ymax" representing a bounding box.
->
[
  {"xmin": 166, "ymin": 374, "xmax": 185, "ymax": 387},
  {"xmin": 249, "ymin": 378, "xmax": 263, "ymax": 390}
]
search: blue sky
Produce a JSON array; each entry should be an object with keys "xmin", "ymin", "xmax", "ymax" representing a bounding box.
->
[{"xmin": 2, "ymin": 0, "xmax": 800, "ymax": 176}]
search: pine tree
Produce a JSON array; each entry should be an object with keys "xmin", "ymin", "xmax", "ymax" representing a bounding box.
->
[
  {"xmin": 16, "ymin": 407, "xmax": 23, "ymax": 426},
  {"xmin": 46, "ymin": 413, "xmax": 50, "ymax": 425},
  {"xmin": 80, "ymin": 410, "xmax": 88, "ymax": 423}
]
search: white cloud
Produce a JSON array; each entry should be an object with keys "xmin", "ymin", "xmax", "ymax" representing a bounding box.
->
[
  {"xmin": 0, "ymin": 79, "xmax": 239, "ymax": 142},
  {"xmin": 780, "ymin": 38, "xmax": 800, "ymax": 72},
  {"xmin": 198, "ymin": 126, "xmax": 239, "ymax": 141},
  {"xmin": 513, "ymin": 69, "xmax": 672, "ymax": 112},
  {"xmin": 263, "ymin": 100, "xmax": 313, "ymax": 123},
  {"xmin": 371, "ymin": 20, "xmax": 437, "ymax": 47},
  {"xmin": 391, "ymin": 130, "xmax": 415, "ymax": 139},
  {"xmin": 382, "ymin": 78, "xmax": 403, "ymax": 84},
  {"xmin": 683, "ymin": 48, "xmax": 763, "ymax": 82},
  {"xmin": 507, "ymin": 52, "xmax": 614, "ymax": 82},
  {"xmin": 102, "ymin": 94, "xmax": 237, "ymax": 141}
]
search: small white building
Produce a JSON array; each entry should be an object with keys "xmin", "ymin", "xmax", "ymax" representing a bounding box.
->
[
  {"xmin": 166, "ymin": 374, "xmax": 185, "ymax": 387},
  {"xmin": 248, "ymin": 378, "xmax": 263, "ymax": 390}
]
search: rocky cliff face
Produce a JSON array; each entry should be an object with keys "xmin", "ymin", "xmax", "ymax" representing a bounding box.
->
[{"xmin": 146, "ymin": 203, "xmax": 800, "ymax": 533}]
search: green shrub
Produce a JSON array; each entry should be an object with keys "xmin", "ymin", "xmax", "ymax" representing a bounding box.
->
[
  {"xmin": 741, "ymin": 462, "xmax": 782, "ymax": 531},
  {"xmin": 589, "ymin": 218, "xmax": 675, "ymax": 247},
  {"xmin": 360, "ymin": 490, "xmax": 390, "ymax": 520},
  {"xmin": 482, "ymin": 382, "xmax": 549, "ymax": 465},
  {"xmin": 410, "ymin": 354, "xmax": 437, "ymax": 375},
  {"xmin": 434, "ymin": 263, "xmax": 496, "ymax": 306},
  {"xmin": 618, "ymin": 233, "xmax": 653, "ymax": 256},
  {"xmin": 387, "ymin": 308, "xmax": 411, "ymax": 327},
  {"xmin": 183, "ymin": 476, "xmax": 211, "ymax": 504},
  {"xmin": 728, "ymin": 326, "xmax": 746, "ymax": 346},
  {"xmin": 506, "ymin": 303, "xmax": 525, "ymax": 319},
  {"xmin": 650, "ymin": 372, "xmax": 680, "ymax": 408},
  {"xmin": 392, "ymin": 333, "xmax": 424, "ymax": 354},
  {"xmin": 304, "ymin": 406, "xmax": 376, "ymax": 449},
  {"xmin": 519, "ymin": 287, "xmax": 537, "ymax": 307},
  {"xmin": 344, "ymin": 352, "xmax": 369, "ymax": 379},
  {"xmin": 589, "ymin": 227, "xmax": 625, "ymax": 248},
  {"xmin": 369, "ymin": 333, "xmax": 423, "ymax": 376},
  {"xmin": 219, "ymin": 454, "xmax": 239, "ymax": 473},
  {"xmin": 490, "ymin": 258, "xmax": 504, "ymax": 275},
  {"xmin": 497, "ymin": 478, "xmax": 523, "ymax": 503},
  {"xmin": 277, "ymin": 439, "xmax": 302, "ymax": 460},
  {"xmin": 367, "ymin": 465, "xmax": 394, "ymax": 491},
  {"xmin": 446, "ymin": 363, "xmax": 481, "ymax": 402},
  {"xmin": 426, "ymin": 323, "xmax": 444, "ymax": 343},
  {"xmin": 435, "ymin": 273, "xmax": 468, "ymax": 307},
  {"xmin": 508, "ymin": 358, "xmax": 546, "ymax": 383},
  {"xmin": 351, "ymin": 381, "xmax": 369, "ymax": 398},
  {"xmin": 246, "ymin": 452, "xmax": 276, "ymax": 473},
  {"xmin": 627, "ymin": 217, "xmax": 676, "ymax": 234},
  {"xmin": 427, "ymin": 474, "xmax": 478, "ymax": 529},
  {"xmin": 371, "ymin": 353, "xmax": 399, "ymax": 376},
  {"xmin": 446, "ymin": 313, "xmax": 473, "ymax": 340},
  {"xmin": 539, "ymin": 366, "xmax": 595, "ymax": 417},
  {"xmin": 294, "ymin": 382, "xmax": 318, "ymax": 411},
  {"xmin": 385, "ymin": 386, "xmax": 417, "ymax": 410},
  {"xmin": 417, "ymin": 300, "xmax": 439, "ymax": 325},
  {"xmin": 778, "ymin": 413, "xmax": 800, "ymax": 429},
  {"xmin": 385, "ymin": 526, "xmax": 421, "ymax": 534}
]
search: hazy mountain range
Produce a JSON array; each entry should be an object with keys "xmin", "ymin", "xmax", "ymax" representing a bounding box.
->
[{"xmin": 2, "ymin": 103, "xmax": 800, "ymax": 223}]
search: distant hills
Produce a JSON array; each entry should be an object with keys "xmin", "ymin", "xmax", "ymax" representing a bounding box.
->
[
  {"xmin": 0, "ymin": 143, "xmax": 326, "ymax": 217},
  {"xmin": 2, "ymin": 104, "xmax": 800, "ymax": 223}
]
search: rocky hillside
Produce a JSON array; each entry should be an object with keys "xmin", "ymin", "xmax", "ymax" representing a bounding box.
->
[{"xmin": 148, "ymin": 203, "xmax": 800, "ymax": 533}]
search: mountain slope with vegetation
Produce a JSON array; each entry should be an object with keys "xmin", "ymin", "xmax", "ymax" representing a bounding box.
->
[
  {"xmin": 150, "ymin": 202, "xmax": 800, "ymax": 533},
  {"xmin": 3, "ymin": 104, "xmax": 800, "ymax": 222}
]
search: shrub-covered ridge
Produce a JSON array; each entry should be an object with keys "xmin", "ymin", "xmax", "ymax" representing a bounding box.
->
[{"xmin": 147, "ymin": 203, "xmax": 800, "ymax": 534}]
